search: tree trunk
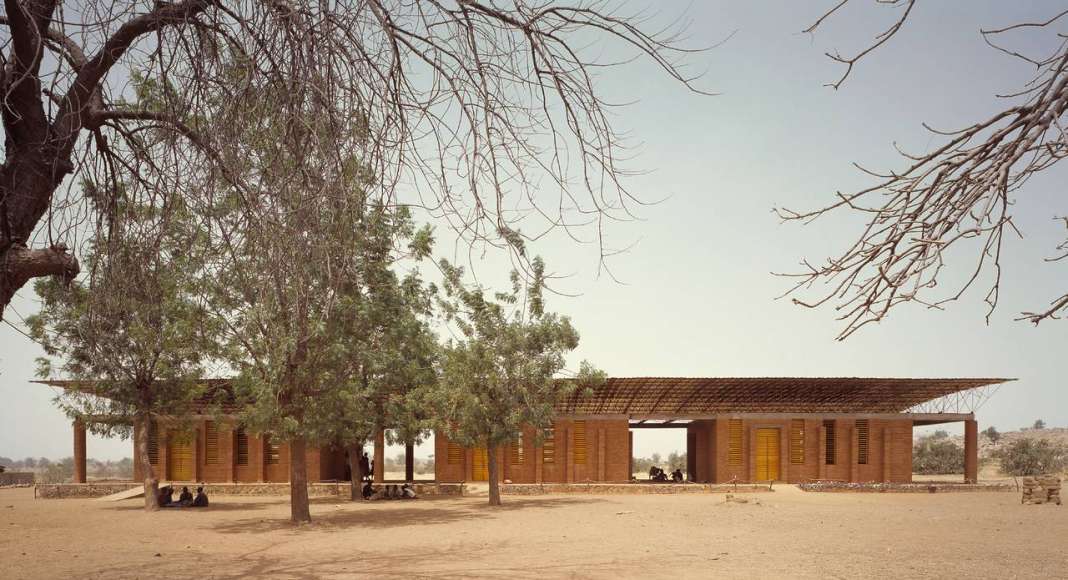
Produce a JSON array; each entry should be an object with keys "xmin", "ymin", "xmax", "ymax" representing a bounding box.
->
[
  {"xmin": 289, "ymin": 437, "xmax": 312, "ymax": 523},
  {"xmin": 136, "ymin": 412, "xmax": 159, "ymax": 512},
  {"xmin": 487, "ymin": 444, "xmax": 502, "ymax": 506},
  {"xmin": 346, "ymin": 443, "xmax": 365, "ymax": 501}
]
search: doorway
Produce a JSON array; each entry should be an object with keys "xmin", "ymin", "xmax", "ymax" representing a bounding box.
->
[
  {"xmin": 167, "ymin": 435, "xmax": 193, "ymax": 481},
  {"xmin": 471, "ymin": 447, "xmax": 489, "ymax": 481},
  {"xmin": 755, "ymin": 428, "xmax": 780, "ymax": 481}
]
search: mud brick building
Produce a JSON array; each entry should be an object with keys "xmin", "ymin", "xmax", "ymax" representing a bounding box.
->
[{"xmin": 44, "ymin": 376, "xmax": 1008, "ymax": 485}]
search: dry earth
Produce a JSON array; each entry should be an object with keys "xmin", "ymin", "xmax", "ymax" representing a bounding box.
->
[{"xmin": 1, "ymin": 486, "xmax": 1066, "ymax": 579}]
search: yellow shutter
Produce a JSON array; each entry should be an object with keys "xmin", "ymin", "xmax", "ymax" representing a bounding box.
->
[
  {"xmin": 542, "ymin": 427, "xmax": 556, "ymax": 464},
  {"xmin": 167, "ymin": 435, "xmax": 193, "ymax": 481},
  {"xmin": 790, "ymin": 419, "xmax": 805, "ymax": 465},
  {"xmin": 205, "ymin": 421, "xmax": 219, "ymax": 464},
  {"xmin": 147, "ymin": 421, "xmax": 160, "ymax": 465},
  {"xmin": 573, "ymin": 421, "xmax": 587, "ymax": 465},
  {"xmin": 728, "ymin": 419, "xmax": 743, "ymax": 466}
]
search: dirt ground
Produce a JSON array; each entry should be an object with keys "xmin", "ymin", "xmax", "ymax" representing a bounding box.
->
[{"xmin": 1, "ymin": 486, "xmax": 1065, "ymax": 579}]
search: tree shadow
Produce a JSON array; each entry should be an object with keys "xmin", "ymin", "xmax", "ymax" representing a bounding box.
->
[
  {"xmin": 106, "ymin": 499, "xmax": 283, "ymax": 513},
  {"xmin": 209, "ymin": 495, "xmax": 601, "ymax": 534}
]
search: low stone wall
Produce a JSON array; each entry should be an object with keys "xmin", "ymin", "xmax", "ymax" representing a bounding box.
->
[
  {"xmin": 36, "ymin": 482, "xmax": 141, "ymax": 499},
  {"xmin": 499, "ymin": 482, "xmax": 773, "ymax": 495},
  {"xmin": 0, "ymin": 472, "xmax": 35, "ymax": 487},
  {"xmin": 799, "ymin": 481, "xmax": 1015, "ymax": 493},
  {"xmin": 35, "ymin": 481, "xmax": 464, "ymax": 499}
]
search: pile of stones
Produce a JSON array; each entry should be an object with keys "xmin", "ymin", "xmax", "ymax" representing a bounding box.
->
[{"xmin": 1021, "ymin": 475, "xmax": 1061, "ymax": 505}]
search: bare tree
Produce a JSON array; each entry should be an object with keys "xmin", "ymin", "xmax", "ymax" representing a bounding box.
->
[
  {"xmin": 0, "ymin": 0, "xmax": 707, "ymax": 320},
  {"xmin": 779, "ymin": 1, "xmax": 1068, "ymax": 339}
]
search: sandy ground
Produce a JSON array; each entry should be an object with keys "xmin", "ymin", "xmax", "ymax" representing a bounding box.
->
[{"xmin": 1, "ymin": 486, "xmax": 1065, "ymax": 579}]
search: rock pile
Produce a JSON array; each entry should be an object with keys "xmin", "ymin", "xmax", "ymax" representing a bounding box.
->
[{"xmin": 1021, "ymin": 475, "xmax": 1061, "ymax": 505}]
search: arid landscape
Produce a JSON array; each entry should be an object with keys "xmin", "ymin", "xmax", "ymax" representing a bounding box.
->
[{"xmin": 2, "ymin": 486, "xmax": 1065, "ymax": 579}]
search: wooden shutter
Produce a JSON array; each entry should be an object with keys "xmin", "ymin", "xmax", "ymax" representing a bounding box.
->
[
  {"xmin": 509, "ymin": 433, "xmax": 524, "ymax": 465},
  {"xmin": 856, "ymin": 419, "xmax": 870, "ymax": 465},
  {"xmin": 205, "ymin": 421, "xmax": 219, "ymax": 464},
  {"xmin": 235, "ymin": 429, "xmax": 249, "ymax": 466},
  {"xmin": 824, "ymin": 420, "xmax": 837, "ymax": 465},
  {"xmin": 147, "ymin": 421, "xmax": 160, "ymax": 465},
  {"xmin": 542, "ymin": 427, "xmax": 556, "ymax": 464},
  {"xmin": 728, "ymin": 419, "xmax": 743, "ymax": 466},
  {"xmin": 265, "ymin": 436, "xmax": 280, "ymax": 465},
  {"xmin": 573, "ymin": 421, "xmax": 587, "ymax": 465},
  {"xmin": 790, "ymin": 419, "xmax": 805, "ymax": 465},
  {"xmin": 447, "ymin": 441, "xmax": 463, "ymax": 465}
]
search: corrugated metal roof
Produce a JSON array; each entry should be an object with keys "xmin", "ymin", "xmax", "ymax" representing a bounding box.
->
[{"xmin": 556, "ymin": 377, "xmax": 1013, "ymax": 415}]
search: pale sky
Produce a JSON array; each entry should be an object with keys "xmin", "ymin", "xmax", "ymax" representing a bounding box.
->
[{"xmin": 2, "ymin": 1, "xmax": 1065, "ymax": 462}]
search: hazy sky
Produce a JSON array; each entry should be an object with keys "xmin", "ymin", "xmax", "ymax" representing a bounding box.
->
[{"xmin": 2, "ymin": 1, "xmax": 1065, "ymax": 462}]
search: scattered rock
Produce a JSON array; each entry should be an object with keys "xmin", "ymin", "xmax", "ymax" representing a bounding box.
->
[{"xmin": 154, "ymin": 553, "xmax": 162, "ymax": 558}]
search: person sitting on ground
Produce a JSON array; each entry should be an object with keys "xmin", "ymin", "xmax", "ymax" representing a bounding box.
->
[
  {"xmin": 672, "ymin": 469, "xmax": 684, "ymax": 483},
  {"xmin": 362, "ymin": 480, "xmax": 375, "ymax": 500},
  {"xmin": 158, "ymin": 485, "xmax": 174, "ymax": 507},
  {"xmin": 178, "ymin": 486, "xmax": 194, "ymax": 507},
  {"xmin": 192, "ymin": 486, "xmax": 209, "ymax": 507},
  {"xmin": 401, "ymin": 483, "xmax": 418, "ymax": 499},
  {"xmin": 648, "ymin": 465, "xmax": 660, "ymax": 480}
]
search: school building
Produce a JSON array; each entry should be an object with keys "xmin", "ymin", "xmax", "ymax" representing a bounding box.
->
[{"xmin": 44, "ymin": 376, "xmax": 1009, "ymax": 485}]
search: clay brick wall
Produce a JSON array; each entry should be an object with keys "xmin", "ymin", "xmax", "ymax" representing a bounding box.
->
[
  {"xmin": 434, "ymin": 418, "xmax": 630, "ymax": 483},
  {"xmin": 708, "ymin": 416, "xmax": 913, "ymax": 484}
]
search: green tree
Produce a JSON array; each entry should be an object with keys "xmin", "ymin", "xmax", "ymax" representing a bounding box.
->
[
  {"xmin": 1033, "ymin": 420, "xmax": 1047, "ymax": 430},
  {"xmin": 28, "ymin": 186, "xmax": 218, "ymax": 511},
  {"xmin": 431, "ymin": 257, "xmax": 604, "ymax": 506},
  {"xmin": 983, "ymin": 426, "xmax": 1002, "ymax": 446},
  {"xmin": 995, "ymin": 438, "xmax": 1068, "ymax": 477},
  {"xmin": 913, "ymin": 432, "xmax": 964, "ymax": 475}
]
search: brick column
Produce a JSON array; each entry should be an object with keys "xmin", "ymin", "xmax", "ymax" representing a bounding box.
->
[
  {"xmin": 882, "ymin": 427, "xmax": 891, "ymax": 483},
  {"xmin": 818, "ymin": 425, "xmax": 827, "ymax": 480},
  {"xmin": 565, "ymin": 427, "xmax": 574, "ymax": 483},
  {"xmin": 964, "ymin": 419, "xmax": 978, "ymax": 483},
  {"xmin": 405, "ymin": 442, "xmax": 415, "ymax": 482},
  {"xmin": 849, "ymin": 425, "xmax": 858, "ymax": 482},
  {"xmin": 73, "ymin": 418, "xmax": 87, "ymax": 483},
  {"xmin": 597, "ymin": 428, "xmax": 606, "ymax": 481},
  {"xmin": 628, "ymin": 430, "xmax": 634, "ymax": 480},
  {"xmin": 373, "ymin": 428, "xmax": 385, "ymax": 483},
  {"xmin": 535, "ymin": 442, "xmax": 544, "ymax": 483}
]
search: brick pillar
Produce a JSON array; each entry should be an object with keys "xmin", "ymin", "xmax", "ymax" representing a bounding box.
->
[
  {"xmin": 882, "ymin": 427, "xmax": 891, "ymax": 483},
  {"xmin": 73, "ymin": 418, "xmax": 87, "ymax": 483},
  {"xmin": 373, "ymin": 428, "xmax": 385, "ymax": 483},
  {"xmin": 818, "ymin": 425, "xmax": 827, "ymax": 480},
  {"xmin": 405, "ymin": 442, "xmax": 415, "ymax": 482},
  {"xmin": 535, "ymin": 442, "xmax": 544, "ymax": 483},
  {"xmin": 964, "ymin": 419, "xmax": 978, "ymax": 484},
  {"xmin": 597, "ymin": 428, "xmax": 606, "ymax": 481},
  {"xmin": 849, "ymin": 425, "xmax": 858, "ymax": 482},
  {"xmin": 628, "ymin": 430, "xmax": 634, "ymax": 480},
  {"xmin": 565, "ymin": 427, "xmax": 574, "ymax": 483}
]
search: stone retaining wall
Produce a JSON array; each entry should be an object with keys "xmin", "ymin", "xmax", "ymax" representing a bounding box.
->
[
  {"xmin": 499, "ymin": 483, "xmax": 773, "ymax": 495},
  {"xmin": 35, "ymin": 481, "xmax": 464, "ymax": 499},
  {"xmin": 799, "ymin": 481, "xmax": 1015, "ymax": 493},
  {"xmin": 0, "ymin": 472, "xmax": 35, "ymax": 487}
]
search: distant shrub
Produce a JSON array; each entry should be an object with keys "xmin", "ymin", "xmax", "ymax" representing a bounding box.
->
[
  {"xmin": 913, "ymin": 433, "xmax": 964, "ymax": 474},
  {"xmin": 995, "ymin": 438, "xmax": 1067, "ymax": 477},
  {"xmin": 982, "ymin": 426, "xmax": 1002, "ymax": 446},
  {"xmin": 1033, "ymin": 419, "xmax": 1046, "ymax": 430}
]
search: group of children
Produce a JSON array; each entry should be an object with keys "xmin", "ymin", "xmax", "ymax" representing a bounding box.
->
[{"xmin": 157, "ymin": 485, "xmax": 209, "ymax": 508}]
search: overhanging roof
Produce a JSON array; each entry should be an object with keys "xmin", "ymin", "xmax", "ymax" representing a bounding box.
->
[{"xmin": 557, "ymin": 377, "xmax": 1013, "ymax": 416}]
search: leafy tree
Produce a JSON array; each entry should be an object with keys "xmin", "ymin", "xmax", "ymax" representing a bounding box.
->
[
  {"xmin": 204, "ymin": 76, "xmax": 437, "ymax": 521},
  {"xmin": 27, "ymin": 184, "xmax": 218, "ymax": 511},
  {"xmin": 913, "ymin": 432, "xmax": 964, "ymax": 475},
  {"xmin": 39, "ymin": 457, "xmax": 74, "ymax": 484},
  {"xmin": 983, "ymin": 426, "xmax": 1002, "ymax": 446},
  {"xmin": 995, "ymin": 438, "xmax": 1068, "ymax": 477},
  {"xmin": 431, "ymin": 257, "xmax": 605, "ymax": 506},
  {"xmin": 1033, "ymin": 420, "xmax": 1047, "ymax": 430}
]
